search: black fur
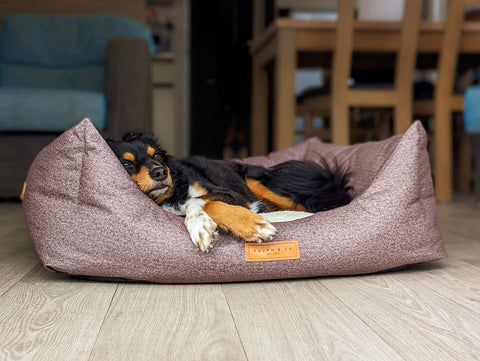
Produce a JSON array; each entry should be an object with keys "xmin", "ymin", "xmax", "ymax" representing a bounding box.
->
[
  {"xmin": 166, "ymin": 156, "xmax": 261, "ymax": 210},
  {"xmin": 106, "ymin": 131, "xmax": 353, "ymax": 213},
  {"xmin": 244, "ymin": 160, "xmax": 352, "ymax": 212}
]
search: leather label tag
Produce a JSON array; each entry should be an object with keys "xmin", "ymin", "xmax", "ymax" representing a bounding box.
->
[
  {"xmin": 245, "ymin": 240, "xmax": 300, "ymax": 262},
  {"xmin": 20, "ymin": 182, "xmax": 27, "ymax": 201}
]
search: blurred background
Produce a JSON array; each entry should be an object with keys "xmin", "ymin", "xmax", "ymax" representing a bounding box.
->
[{"xmin": 0, "ymin": 0, "xmax": 479, "ymax": 203}]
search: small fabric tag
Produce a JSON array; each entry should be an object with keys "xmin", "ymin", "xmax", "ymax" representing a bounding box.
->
[
  {"xmin": 20, "ymin": 182, "xmax": 27, "ymax": 201},
  {"xmin": 245, "ymin": 240, "xmax": 300, "ymax": 262}
]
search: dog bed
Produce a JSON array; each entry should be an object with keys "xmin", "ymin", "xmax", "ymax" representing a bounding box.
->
[{"xmin": 22, "ymin": 119, "xmax": 445, "ymax": 283}]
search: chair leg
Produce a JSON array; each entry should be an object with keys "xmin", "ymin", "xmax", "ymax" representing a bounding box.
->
[
  {"xmin": 331, "ymin": 0, "xmax": 355, "ymax": 145},
  {"xmin": 394, "ymin": 100, "xmax": 412, "ymax": 135},
  {"xmin": 304, "ymin": 113, "xmax": 314, "ymax": 138},
  {"xmin": 434, "ymin": 112, "xmax": 453, "ymax": 201},
  {"xmin": 332, "ymin": 103, "xmax": 350, "ymax": 145}
]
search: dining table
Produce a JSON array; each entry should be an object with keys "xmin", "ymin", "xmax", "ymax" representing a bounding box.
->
[{"xmin": 251, "ymin": 17, "xmax": 480, "ymax": 201}]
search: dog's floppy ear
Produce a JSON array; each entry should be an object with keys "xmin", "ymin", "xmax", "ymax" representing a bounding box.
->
[
  {"xmin": 101, "ymin": 130, "xmax": 114, "ymax": 142},
  {"xmin": 122, "ymin": 131, "xmax": 170, "ymax": 161},
  {"xmin": 122, "ymin": 131, "xmax": 157, "ymax": 143}
]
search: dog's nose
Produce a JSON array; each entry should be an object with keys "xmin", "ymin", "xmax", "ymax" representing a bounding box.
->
[{"xmin": 150, "ymin": 166, "xmax": 167, "ymax": 181}]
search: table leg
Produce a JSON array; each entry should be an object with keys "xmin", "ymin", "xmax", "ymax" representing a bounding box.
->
[
  {"xmin": 273, "ymin": 29, "xmax": 296, "ymax": 150},
  {"xmin": 251, "ymin": 56, "xmax": 268, "ymax": 156}
]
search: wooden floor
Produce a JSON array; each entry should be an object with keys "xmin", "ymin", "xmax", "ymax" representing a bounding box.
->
[{"xmin": 0, "ymin": 198, "xmax": 479, "ymax": 361}]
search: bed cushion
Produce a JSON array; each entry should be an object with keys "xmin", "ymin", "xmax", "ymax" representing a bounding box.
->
[{"xmin": 22, "ymin": 119, "xmax": 445, "ymax": 283}]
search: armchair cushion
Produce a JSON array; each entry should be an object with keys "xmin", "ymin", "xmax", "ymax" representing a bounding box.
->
[
  {"xmin": 464, "ymin": 85, "xmax": 480, "ymax": 133},
  {"xmin": 0, "ymin": 88, "xmax": 106, "ymax": 131},
  {"xmin": 0, "ymin": 63, "xmax": 104, "ymax": 91}
]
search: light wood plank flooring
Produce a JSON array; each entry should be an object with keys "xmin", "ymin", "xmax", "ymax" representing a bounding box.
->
[{"xmin": 0, "ymin": 197, "xmax": 479, "ymax": 361}]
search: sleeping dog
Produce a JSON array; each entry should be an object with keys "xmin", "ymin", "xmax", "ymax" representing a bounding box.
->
[{"xmin": 106, "ymin": 131, "xmax": 352, "ymax": 252}]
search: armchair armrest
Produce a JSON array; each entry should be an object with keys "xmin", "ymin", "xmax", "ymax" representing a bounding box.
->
[{"xmin": 105, "ymin": 38, "xmax": 152, "ymax": 139}]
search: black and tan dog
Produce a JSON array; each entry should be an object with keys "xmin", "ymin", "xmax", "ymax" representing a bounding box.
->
[{"xmin": 106, "ymin": 131, "xmax": 352, "ymax": 252}]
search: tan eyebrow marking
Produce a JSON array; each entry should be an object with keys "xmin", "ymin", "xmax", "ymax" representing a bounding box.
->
[
  {"xmin": 147, "ymin": 146, "xmax": 155, "ymax": 157},
  {"xmin": 123, "ymin": 152, "xmax": 135, "ymax": 162}
]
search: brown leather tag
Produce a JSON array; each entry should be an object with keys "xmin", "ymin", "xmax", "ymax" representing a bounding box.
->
[
  {"xmin": 245, "ymin": 240, "xmax": 300, "ymax": 262},
  {"xmin": 20, "ymin": 182, "xmax": 27, "ymax": 201}
]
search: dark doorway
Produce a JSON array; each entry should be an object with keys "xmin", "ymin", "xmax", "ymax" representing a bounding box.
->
[{"xmin": 190, "ymin": 0, "xmax": 253, "ymax": 158}]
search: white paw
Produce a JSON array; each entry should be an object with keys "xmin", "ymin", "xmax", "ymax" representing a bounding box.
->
[
  {"xmin": 253, "ymin": 220, "xmax": 277, "ymax": 242},
  {"xmin": 185, "ymin": 211, "xmax": 218, "ymax": 252}
]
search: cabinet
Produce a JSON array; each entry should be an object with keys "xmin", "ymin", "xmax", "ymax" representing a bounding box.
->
[{"xmin": 148, "ymin": 0, "xmax": 189, "ymax": 158}]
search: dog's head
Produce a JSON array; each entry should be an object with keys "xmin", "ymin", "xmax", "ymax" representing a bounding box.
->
[{"xmin": 106, "ymin": 131, "xmax": 174, "ymax": 204}]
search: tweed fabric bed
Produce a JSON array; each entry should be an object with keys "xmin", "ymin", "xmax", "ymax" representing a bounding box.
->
[{"xmin": 22, "ymin": 119, "xmax": 445, "ymax": 283}]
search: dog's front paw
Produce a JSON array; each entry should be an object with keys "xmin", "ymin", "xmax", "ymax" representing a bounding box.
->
[
  {"xmin": 185, "ymin": 212, "xmax": 218, "ymax": 252},
  {"xmin": 207, "ymin": 204, "xmax": 278, "ymax": 243},
  {"xmin": 243, "ymin": 217, "xmax": 277, "ymax": 242},
  {"xmin": 252, "ymin": 219, "xmax": 277, "ymax": 242},
  {"xmin": 228, "ymin": 211, "xmax": 277, "ymax": 243}
]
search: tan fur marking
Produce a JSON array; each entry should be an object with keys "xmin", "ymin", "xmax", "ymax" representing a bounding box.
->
[
  {"xmin": 246, "ymin": 178, "xmax": 307, "ymax": 211},
  {"xmin": 123, "ymin": 152, "xmax": 135, "ymax": 162},
  {"xmin": 190, "ymin": 182, "xmax": 208, "ymax": 198},
  {"xmin": 147, "ymin": 146, "xmax": 155, "ymax": 157},
  {"xmin": 153, "ymin": 167, "xmax": 174, "ymax": 204},
  {"xmin": 131, "ymin": 166, "xmax": 155, "ymax": 193},
  {"xmin": 154, "ymin": 188, "xmax": 173, "ymax": 204},
  {"xmin": 203, "ymin": 201, "xmax": 273, "ymax": 242}
]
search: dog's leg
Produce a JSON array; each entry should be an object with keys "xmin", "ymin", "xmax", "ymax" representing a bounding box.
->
[
  {"xmin": 184, "ymin": 198, "xmax": 219, "ymax": 252},
  {"xmin": 203, "ymin": 201, "xmax": 276, "ymax": 242}
]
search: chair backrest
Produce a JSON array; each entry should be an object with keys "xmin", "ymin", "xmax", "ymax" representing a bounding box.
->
[
  {"xmin": 332, "ymin": 0, "xmax": 422, "ymax": 88},
  {"xmin": 0, "ymin": 14, "xmax": 153, "ymax": 91},
  {"xmin": 330, "ymin": 0, "xmax": 422, "ymax": 143},
  {"xmin": 434, "ymin": 0, "xmax": 470, "ymax": 107},
  {"xmin": 394, "ymin": 0, "xmax": 423, "ymax": 98},
  {"xmin": 432, "ymin": 0, "xmax": 474, "ymax": 201}
]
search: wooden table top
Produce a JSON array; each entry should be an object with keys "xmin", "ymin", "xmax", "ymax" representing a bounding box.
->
[{"xmin": 252, "ymin": 18, "xmax": 480, "ymax": 54}]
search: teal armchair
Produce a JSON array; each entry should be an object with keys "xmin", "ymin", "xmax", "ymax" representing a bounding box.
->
[{"xmin": 0, "ymin": 14, "xmax": 154, "ymax": 198}]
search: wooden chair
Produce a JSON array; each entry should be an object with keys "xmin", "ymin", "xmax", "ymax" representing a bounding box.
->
[
  {"xmin": 296, "ymin": 0, "xmax": 422, "ymax": 145},
  {"xmin": 332, "ymin": 0, "xmax": 422, "ymax": 144},
  {"xmin": 413, "ymin": 0, "xmax": 477, "ymax": 201}
]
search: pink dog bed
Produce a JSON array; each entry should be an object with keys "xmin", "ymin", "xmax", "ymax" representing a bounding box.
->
[{"xmin": 22, "ymin": 119, "xmax": 445, "ymax": 283}]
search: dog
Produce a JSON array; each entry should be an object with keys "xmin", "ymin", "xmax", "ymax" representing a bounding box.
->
[{"xmin": 106, "ymin": 131, "xmax": 352, "ymax": 252}]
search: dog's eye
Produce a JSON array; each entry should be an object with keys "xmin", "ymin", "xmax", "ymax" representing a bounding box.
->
[
  {"xmin": 122, "ymin": 161, "xmax": 134, "ymax": 171},
  {"xmin": 153, "ymin": 154, "xmax": 162, "ymax": 160},
  {"xmin": 123, "ymin": 163, "xmax": 136, "ymax": 175}
]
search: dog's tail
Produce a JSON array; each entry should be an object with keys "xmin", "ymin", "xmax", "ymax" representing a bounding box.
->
[{"xmin": 249, "ymin": 159, "xmax": 353, "ymax": 212}]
